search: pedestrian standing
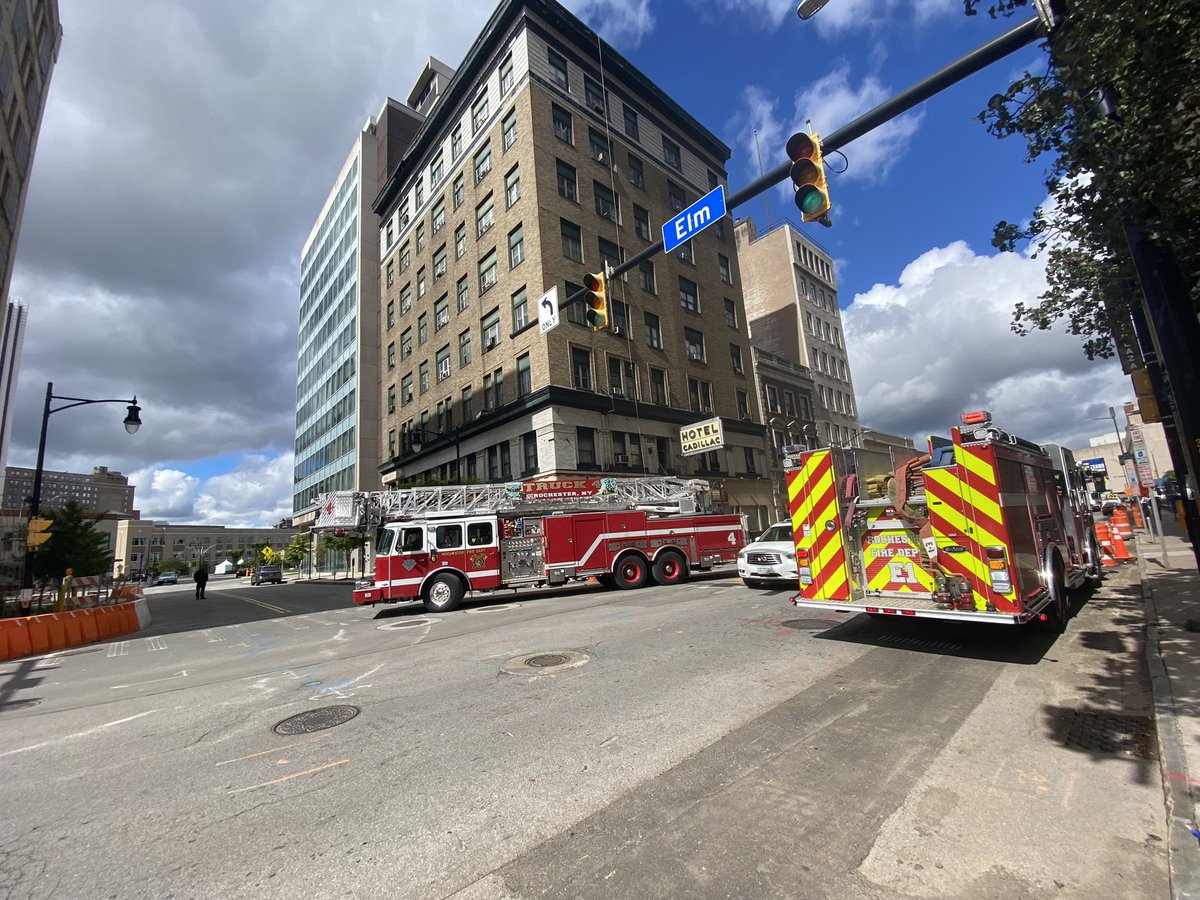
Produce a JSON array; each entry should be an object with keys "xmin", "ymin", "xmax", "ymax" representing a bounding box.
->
[{"xmin": 193, "ymin": 565, "xmax": 208, "ymax": 600}]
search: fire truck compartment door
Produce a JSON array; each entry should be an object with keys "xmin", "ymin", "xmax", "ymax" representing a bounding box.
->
[{"xmin": 787, "ymin": 449, "xmax": 852, "ymax": 601}]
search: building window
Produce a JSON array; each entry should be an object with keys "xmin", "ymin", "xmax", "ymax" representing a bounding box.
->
[
  {"xmin": 502, "ymin": 108, "xmax": 517, "ymax": 149},
  {"xmin": 386, "ymin": 300, "xmax": 395, "ymax": 329},
  {"xmin": 511, "ymin": 286, "xmax": 529, "ymax": 330},
  {"xmin": 455, "ymin": 223, "xmax": 466, "ymax": 259},
  {"xmin": 634, "ymin": 205, "xmax": 650, "ymax": 240},
  {"xmin": 767, "ymin": 385, "xmax": 780, "ymax": 413},
  {"xmin": 662, "ymin": 135, "xmax": 681, "ymax": 169},
  {"xmin": 402, "ymin": 374, "xmax": 414, "ymax": 404},
  {"xmin": 479, "ymin": 250, "xmax": 498, "ymax": 294},
  {"xmin": 565, "ymin": 281, "xmax": 586, "ymax": 326},
  {"xmin": 417, "ymin": 268, "xmax": 427, "ymax": 298},
  {"xmin": 684, "ymin": 328, "xmax": 705, "ymax": 362},
  {"xmin": 432, "ymin": 200, "xmax": 446, "ymax": 235},
  {"xmin": 436, "ymin": 346, "xmax": 451, "ymax": 382},
  {"xmin": 415, "ymin": 181, "xmax": 425, "ymax": 209},
  {"xmin": 471, "ymin": 92, "xmax": 489, "ymax": 134},
  {"xmin": 553, "ymin": 104, "xmax": 572, "ymax": 143},
  {"xmin": 456, "ymin": 275, "xmax": 469, "ymax": 312},
  {"xmin": 415, "ymin": 222, "xmax": 426, "ymax": 253},
  {"xmin": 623, "ymin": 105, "xmax": 639, "ymax": 140},
  {"xmin": 650, "ymin": 367, "xmax": 668, "ymax": 405},
  {"xmin": 677, "ymin": 239, "xmax": 693, "ymax": 264},
  {"xmin": 459, "ymin": 329, "xmax": 471, "ymax": 366},
  {"xmin": 784, "ymin": 391, "xmax": 797, "ymax": 416},
  {"xmin": 644, "ymin": 311, "xmax": 662, "ymax": 349},
  {"xmin": 730, "ymin": 343, "xmax": 744, "ymax": 374},
  {"xmin": 577, "ymin": 426, "xmax": 596, "ymax": 466},
  {"xmin": 628, "ymin": 154, "xmax": 644, "ymax": 188},
  {"xmin": 474, "ymin": 141, "xmax": 492, "ymax": 183},
  {"xmin": 418, "ymin": 312, "xmax": 428, "ymax": 345},
  {"xmin": 679, "ymin": 277, "xmax": 699, "ymax": 312},
  {"xmin": 548, "ymin": 48, "xmax": 569, "ymax": 89},
  {"xmin": 517, "ymin": 353, "xmax": 531, "ymax": 397},
  {"xmin": 476, "ymin": 193, "xmax": 495, "ymax": 238},
  {"xmin": 594, "ymin": 181, "xmax": 618, "ymax": 222},
  {"xmin": 509, "ymin": 224, "xmax": 525, "ymax": 269},
  {"xmin": 500, "ymin": 54, "xmax": 515, "ymax": 94},
  {"xmin": 608, "ymin": 356, "xmax": 635, "ymax": 398},
  {"xmin": 737, "ymin": 389, "xmax": 750, "ymax": 419},
  {"xmin": 400, "ymin": 243, "xmax": 411, "ymax": 272},
  {"xmin": 639, "ymin": 260, "xmax": 656, "ymax": 294},
  {"xmin": 387, "ymin": 342, "xmax": 395, "ymax": 369},
  {"xmin": 451, "ymin": 124, "xmax": 463, "ymax": 159},
  {"xmin": 505, "ymin": 165, "xmax": 521, "ymax": 207},
  {"xmin": 557, "ymin": 159, "xmax": 577, "ymax": 202},
  {"xmin": 724, "ymin": 298, "xmax": 737, "ymax": 328},
  {"xmin": 589, "ymin": 128, "xmax": 610, "ymax": 163},
  {"xmin": 387, "ymin": 384, "xmax": 396, "ymax": 413},
  {"xmin": 401, "ymin": 327, "xmax": 413, "ymax": 358},
  {"xmin": 688, "ymin": 377, "xmax": 712, "ymax": 413},
  {"xmin": 585, "ymin": 75, "xmax": 605, "ymax": 113},
  {"xmin": 572, "ymin": 347, "xmax": 592, "ymax": 391},
  {"xmin": 482, "ymin": 309, "xmax": 501, "ymax": 351},
  {"xmin": 668, "ymin": 181, "xmax": 686, "ymax": 212},
  {"xmin": 419, "ymin": 361, "xmax": 430, "ymax": 394},
  {"xmin": 386, "ymin": 260, "xmax": 395, "ymax": 287},
  {"xmin": 435, "ymin": 295, "xmax": 449, "ymax": 331},
  {"xmin": 522, "ymin": 431, "xmax": 538, "ymax": 475},
  {"xmin": 453, "ymin": 174, "xmax": 464, "ymax": 209},
  {"xmin": 430, "ymin": 151, "xmax": 445, "ymax": 184},
  {"xmin": 433, "ymin": 245, "xmax": 447, "ymax": 280},
  {"xmin": 718, "ymin": 254, "xmax": 731, "ymax": 284},
  {"xmin": 598, "ymin": 237, "xmax": 622, "ymax": 273},
  {"xmin": 561, "ymin": 219, "xmax": 582, "ymax": 262}
]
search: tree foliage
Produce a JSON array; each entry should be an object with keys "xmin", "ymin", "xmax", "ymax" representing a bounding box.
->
[
  {"xmin": 965, "ymin": 0, "xmax": 1200, "ymax": 359},
  {"xmin": 32, "ymin": 501, "xmax": 112, "ymax": 580},
  {"xmin": 283, "ymin": 532, "xmax": 310, "ymax": 568}
]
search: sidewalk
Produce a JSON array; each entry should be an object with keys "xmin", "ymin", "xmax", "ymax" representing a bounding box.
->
[{"xmin": 1137, "ymin": 520, "xmax": 1200, "ymax": 899}]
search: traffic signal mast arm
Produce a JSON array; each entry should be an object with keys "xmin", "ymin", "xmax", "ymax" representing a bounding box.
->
[{"xmin": 556, "ymin": 14, "xmax": 1043, "ymax": 311}]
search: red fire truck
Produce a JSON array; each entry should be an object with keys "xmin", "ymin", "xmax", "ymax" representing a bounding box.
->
[
  {"xmin": 784, "ymin": 411, "xmax": 1103, "ymax": 630},
  {"xmin": 314, "ymin": 476, "xmax": 746, "ymax": 613}
]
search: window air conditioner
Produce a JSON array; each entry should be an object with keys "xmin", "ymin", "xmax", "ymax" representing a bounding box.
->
[
  {"xmin": 701, "ymin": 405, "xmax": 713, "ymax": 414},
  {"xmin": 687, "ymin": 349, "xmax": 702, "ymax": 361},
  {"xmin": 611, "ymin": 387, "xmax": 624, "ymax": 398},
  {"xmin": 595, "ymin": 152, "xmax": 606, "ymax": 164},
  {"xmin": 610, "ymin": 325, "xmax": 622, "ymax": 336},
  {"xmin": 486, "ymin": 337, "xmax": 497, "ymax": 350},
  {"xmin": 613, "ymin": 454, "xmax": 630, "ymax": 465}
]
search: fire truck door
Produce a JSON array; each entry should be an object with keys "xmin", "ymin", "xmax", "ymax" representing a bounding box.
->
[
  {"xmin": 392, "ymin": 525, "xmax": 432, "ymax": 593},
  {"xmin": 787, "ymin": 449, "xmax": 852, "ymax": 601}
]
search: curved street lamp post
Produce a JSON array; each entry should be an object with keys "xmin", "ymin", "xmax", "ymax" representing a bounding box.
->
[{"xmin": 22, "ymin": 381, "xmax": 141, "ymax": 594}]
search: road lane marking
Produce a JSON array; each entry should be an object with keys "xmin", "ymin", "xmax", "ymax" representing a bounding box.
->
[
  {"xmin": 0, "ymin": 709, "xmax": 160, "ymax": 757},
  {"xmin": 227, "ymin": 623, "xmax": 260, "ymax": 638},
  {"xmin": 145, "ymin": 636, "xmax": 168, "ymax": 652},
  {"xmin": 272, "ymin": 617, "xmax": 309, "ymax": 630},
  {"xmin": 111, "ymin": 670, "xmax": 187, "ymax": 689},
  {"xmin": 107, "ymin": 641, "xmax": 130, "ymax": 658},
  {"xmin": 200, "ymin": 629, "xmax": 224, "ymax": 643},
  {"xmin": 236, "ymin": 595, "xmax": 289, "ymax": 614},
  {"xmin": 215, "ymin": 732, "xmax": 333, "ymax": 767},
  {"xmin": 227, "ymin": 758, "xmax": 348, "ymax": 794}
]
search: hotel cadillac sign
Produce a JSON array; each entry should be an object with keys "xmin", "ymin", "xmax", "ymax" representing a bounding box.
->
[{"xmin": 679, "ymin": 417, "xmax": 725, "ymax": 457}]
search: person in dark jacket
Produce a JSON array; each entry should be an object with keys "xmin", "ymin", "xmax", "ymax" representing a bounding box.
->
[{"xmin": 193, "ymin": 566, "xmax": 209, "ymax": 600}]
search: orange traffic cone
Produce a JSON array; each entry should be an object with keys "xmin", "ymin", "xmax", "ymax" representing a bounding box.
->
[
  {"xmin": 1130, "ymin": 502, "xmax": 1146, "ymax": 529},
  {"xmin": 1112, "ymin": 507, "xmax": 1134, "ymax": 540},
  {"xmin": 1110, "ymin": 528, "xmax": 1135, "ymax": 562},
  {"xmin": 1094, "ymin": 522, "xmax": 1120, "ymax": 567}
]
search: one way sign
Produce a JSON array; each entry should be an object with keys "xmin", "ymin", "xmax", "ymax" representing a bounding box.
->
[{"xmin": 537, "ymin": 285, "xmax": 560, "ymax": 335}]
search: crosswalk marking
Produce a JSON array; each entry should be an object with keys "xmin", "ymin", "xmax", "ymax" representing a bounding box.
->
[
  {"xmin": 200, "ymin": 629, "xmax": 224, "ymax": 643},
  {"xmin": 107, "ymin": 641, "xmax": 130, "ymax": 658},
  {"xmin": 145, "ymin": 636, "xmax": 168, "ymax": 652}
]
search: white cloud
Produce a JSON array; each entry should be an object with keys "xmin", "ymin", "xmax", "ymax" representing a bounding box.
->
[
  {"xmin": 812, "ymin": 0, "xmax": 959, "ymax": 39},
  {"xmin": 129, "ymin": 452, "xmax": 293, "ymax": 527},
  {"xmin": 130, "ymin": 467, "xmax": 201, "ymax": 521},
  {"xmin": 567, "ymin": 0, "xmax": 656, "ymax": 47},
  {"xmin": 843, "ymin": 241, "xmax": 1130, "ymax": 450}
]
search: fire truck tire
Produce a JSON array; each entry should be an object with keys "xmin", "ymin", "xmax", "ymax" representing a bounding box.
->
[
  {"xmin": 424, "ymin": 574, "xmax": 464, "ymax": 613},
  {"xmin": 1085, "ymin": 533, "xmax": 1104, "ymax": 587},
  {"xmin": 595, "ymin": 573, "xmax": 616, "ymax": 588},
  {"xmin": 1035, "ymin": 556, "xmax": 1067, "ymax": 633},
  {"xmin": 652, "ymin": 551, "xmax": 688, "ymax": 586},
  {"xmin": 612, "ymin": 554, "xmax": 650, "ymax": 590}
]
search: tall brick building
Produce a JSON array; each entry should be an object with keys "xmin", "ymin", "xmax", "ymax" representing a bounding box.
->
[{"xmin": 373, "ymin": 0, "xmax": 773, "ymax": 528}]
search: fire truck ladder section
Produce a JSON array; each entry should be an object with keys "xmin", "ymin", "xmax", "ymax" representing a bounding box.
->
[{"xmin": 314, "ymin": 476, "xmax": 710, "ymax": 530}]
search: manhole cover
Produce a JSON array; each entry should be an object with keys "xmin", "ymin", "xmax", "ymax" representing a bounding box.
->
[
  {"xmin": 464, "ymin": 603, "xmax": 521, "ymax": 614},
  {"xmin": 273, "ymin": 704, "xmax": 360, "ymax": 735},
  {"xmin": 377, "ymin": 618, "xmax": 437, "ymax": 630},
  {"xmin": 526, "ymin": 653, "xmax": 569, "ymax": 667},
  {"xmin": 1053, "ymin": 709, "xmax": 1155, "ymax": 759},
  {"xmin": 779, "ymin": 618, "xmax": 835, "ymax": 631},
  {"xmin": 500, "ymin": 650, "xmax": 590, "ymax": 676}
]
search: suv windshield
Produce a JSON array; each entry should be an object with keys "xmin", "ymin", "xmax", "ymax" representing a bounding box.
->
[{"xmin": 757, "ymin": 524, "xmax": 793, "ymax": 542}]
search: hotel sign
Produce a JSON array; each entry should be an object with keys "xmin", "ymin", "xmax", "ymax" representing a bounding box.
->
[{"xmin": 680, "ymin": 417, "xmax": 725, "ymax": 457}]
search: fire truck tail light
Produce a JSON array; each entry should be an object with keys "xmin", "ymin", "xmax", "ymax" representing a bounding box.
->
[{"xmin": 985, "ymin": 545, "xmax": 1012, "ymax": 593}]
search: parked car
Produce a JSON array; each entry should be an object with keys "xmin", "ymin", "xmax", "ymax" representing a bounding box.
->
[
  {"xmin": 737, "ymin": 522, "xmax": 798, "ymax": 588},
  {"xmin": 1101, "ymin": 498, "xmax": 1124, "ymax": 517},
  {"xmin": 235, "ymin": 567, "xmax": 247, "ymax": 577},
  {"xmin": 251, "ymin": 565, "xmax": 283, "ymax": 585},
  {"xmin": 128, "ymin": 571, "xmax": 147, "ymax": 583},
  {"xmin": 155, "ymin": 571, "xmax": 179, "ymax": 586}
]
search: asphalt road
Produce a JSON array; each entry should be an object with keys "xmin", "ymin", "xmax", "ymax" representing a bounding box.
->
[{"xmin": 0, "ymin": 568, "xmax": 1168, "ymax": 899}]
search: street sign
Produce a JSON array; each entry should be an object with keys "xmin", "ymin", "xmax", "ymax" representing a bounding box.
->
[
  {"xmin": 680, "ymin": 416, "xmax": 724, "ymax": 457},
  {"xmin": 1082, "ymin": 457, "xmax": 1108, "ymax": 475},
  {"xmin": 537, "ymin": 285, "xmax": 559, "ymax": 335},
  {"xmin": 663, "ymin": 185, "xmax": 726, "ymax": 254}
]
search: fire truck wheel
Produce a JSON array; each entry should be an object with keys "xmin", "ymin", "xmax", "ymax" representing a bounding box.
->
[
  {"xmin": 1085, "ymin": 533, "xmax": 1104, "ymax": 587},
  {"xmin": 652, "ymin": 551, "xmax": 688, "ymax": 586},
  {"xmin": 1035, "ymin": 556, "xmax": 1067, "ymax": 634},
  {"xmin": 613, "ymin": 554, "xmax": 650, "ymax": 590},
  {"xmin": 424, "ymin": 574, "xmax": 464, "ymax": 613}
]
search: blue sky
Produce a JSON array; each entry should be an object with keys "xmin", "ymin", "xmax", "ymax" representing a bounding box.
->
[{"xmin": 8, "ymin": 0, "xmax": 1130, "ymax": 526}]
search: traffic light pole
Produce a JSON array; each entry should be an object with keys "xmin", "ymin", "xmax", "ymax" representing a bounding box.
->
[{"xmin": 559, "ymin": 15, "xmax": 1043, "ymax": 309}]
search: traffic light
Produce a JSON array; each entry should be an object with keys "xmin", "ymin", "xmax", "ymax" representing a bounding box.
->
[
  {"xmin": 26, "ymin": 517, "xmax": 52, "ymax": 549},
  {"xmin": 786, "ymin": 131, "xmax": 831, "ymax": 225},
  {"xmin": 584, "ymin": 271, "xmax": 608, "ymax": 332}
]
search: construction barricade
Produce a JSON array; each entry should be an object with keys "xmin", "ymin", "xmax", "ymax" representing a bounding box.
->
[{"xmin": 0, "ymin": 600, "xmax": 149, "ymax": 662}]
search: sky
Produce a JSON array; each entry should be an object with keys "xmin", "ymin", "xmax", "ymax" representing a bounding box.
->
[{"xmin": 7, "ymin": 0, "xmax": 1131, "ymax": 526}]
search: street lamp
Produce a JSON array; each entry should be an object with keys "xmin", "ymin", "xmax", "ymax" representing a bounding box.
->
[
  {"xmin": 410, "ymin": 425, "xmax": 462, "ymax": 479},
  {"xmin": 23, "ymin": 381, "xmax": 141, "ymax": 592}
]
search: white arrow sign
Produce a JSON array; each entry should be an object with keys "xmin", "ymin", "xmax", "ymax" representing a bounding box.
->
[{"xmin": 538, "ymin": 285, "xmax": 560, "ymax": 335}]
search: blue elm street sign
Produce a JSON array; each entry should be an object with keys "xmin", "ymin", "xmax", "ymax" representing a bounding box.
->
[{"xmin": 662, "ymin": 185, "xmax": 727, "ymax": 254}]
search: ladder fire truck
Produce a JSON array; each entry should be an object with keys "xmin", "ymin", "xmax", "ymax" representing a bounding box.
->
[
  {"xmin": 784, "ymin": 411, "xmax": 1103, "ymax": 630},
  {"xmin": 314, "ymin": 476, "xmax": 746, "ymax": 613}
]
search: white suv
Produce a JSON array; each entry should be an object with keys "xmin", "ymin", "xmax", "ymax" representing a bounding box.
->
[{"xmin": 737, "ymin": 522, "xmax": 798, "ymax": 588}]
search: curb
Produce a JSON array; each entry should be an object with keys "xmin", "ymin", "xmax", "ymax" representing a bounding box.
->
[{"xmin": 1139, "ymin": 545, "xmax": 1200, "ymax": 899}]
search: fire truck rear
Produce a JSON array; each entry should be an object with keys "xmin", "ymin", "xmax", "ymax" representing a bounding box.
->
[
  {"xmin": 315, "ymin": 476, "xmax": 746, "ymax": 613},
  {"xmin": 784, "ymin": 411, "xmax": 1102, "ymax": 629}
]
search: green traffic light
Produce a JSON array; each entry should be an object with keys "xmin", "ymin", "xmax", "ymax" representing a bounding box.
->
[
  {"xmin": 586, "ymin": 310, "xmax": 604, "ymax": 327},
  {"xmin": 796, "ymin": 186, "xmax": 824, "ymax": 215}
]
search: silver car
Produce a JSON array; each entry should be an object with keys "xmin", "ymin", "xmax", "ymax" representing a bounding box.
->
[{"xmin": 737, "ymin": 522, "xmax": 798, "ymax": 588}]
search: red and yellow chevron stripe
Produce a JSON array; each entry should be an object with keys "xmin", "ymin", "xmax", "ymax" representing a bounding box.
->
[
  {"xmin": 924, "ymin": 430, "xmax": 1018, "ymax": 613},
  {"xmin": 786, "ymin": 450, "xmax": 851, "ymax": 601},
  {"xmin": 860, "ymin": 508, "xmax": 936, "ymax": 593}
]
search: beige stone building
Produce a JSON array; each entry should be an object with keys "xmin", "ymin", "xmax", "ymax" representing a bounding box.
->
[
  {"xmin": 372, "ymin": 0, "xmax": 773, "ymax": 529},
  {"xmin": 1071, "ymin": 401, "xmax": 1172, "ymax": 494},
  {"xmin": 113, "ymin": 520, "xmax": 296, "ymax": 578},
  {"xmin": 735, "ymin": 217, "xmax": 861, "ymax": 447}
]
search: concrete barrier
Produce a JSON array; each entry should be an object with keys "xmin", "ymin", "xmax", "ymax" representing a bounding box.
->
[{"xmin": 0, "ymin": 600, "xmax": 146, "ymax": 661}]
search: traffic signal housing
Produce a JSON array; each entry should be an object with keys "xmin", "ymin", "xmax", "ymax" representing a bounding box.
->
[
  {"xmin": 26, "ymin": 517, "xmax": 52, "ymax": 549},
  {"xmin": 584, "ymin": 271, "xmax": 608, "ymax": 332},
  {"xmin": 786, "ymin": 131, "xmax": 830, "ymax": 225}
]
